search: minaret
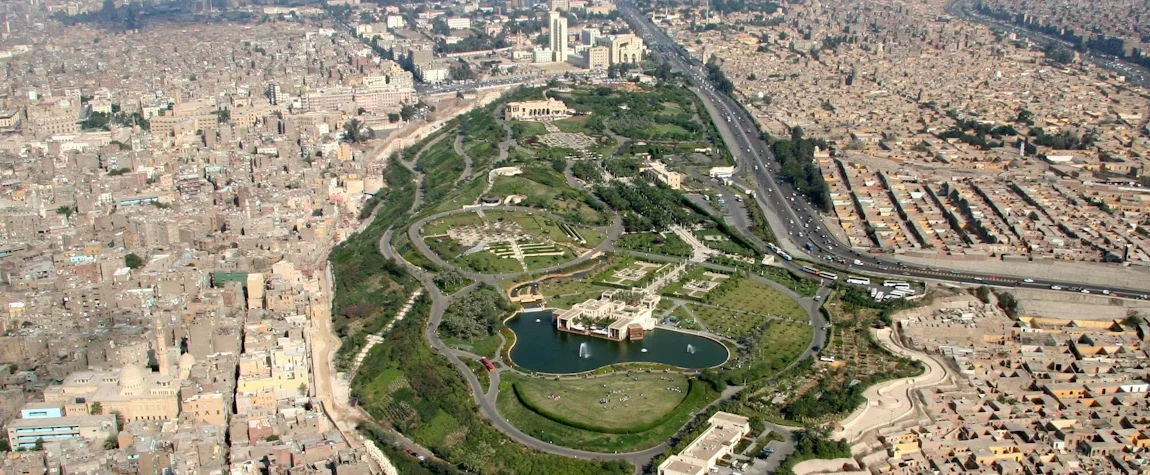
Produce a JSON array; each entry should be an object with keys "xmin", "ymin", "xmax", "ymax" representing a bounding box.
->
[{"xmin": 155, "ymin": 318, "xmax": 170, "ymax": 377}]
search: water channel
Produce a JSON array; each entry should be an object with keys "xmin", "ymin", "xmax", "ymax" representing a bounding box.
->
[{"xmin": 506, "ymin": 310, "xmax": 729, "ymax": 374}]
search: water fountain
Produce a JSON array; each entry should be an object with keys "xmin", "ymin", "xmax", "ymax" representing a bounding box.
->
[
  {"xmin": 579, "ymin": 342, "xmax": 590, "ymax": 359},
  {"xmin": 686, "ymin": 344, "xmax": 696, "ymax": 354}
]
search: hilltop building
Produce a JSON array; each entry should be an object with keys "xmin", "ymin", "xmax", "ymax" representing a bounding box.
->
[{"xmin": 505, "ymin": 98, "xmax": 571, "ymax": 121}]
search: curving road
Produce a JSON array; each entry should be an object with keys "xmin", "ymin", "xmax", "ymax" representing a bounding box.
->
[
  {"xmin": 407, "ymin": 205, "xmax": 623, "ymax": 285},
  {"xmin": 380, "ymin": 226, "xmax": 675, "ymax": 467},
  {"xmin": 621, "ymin": 3, "xmax": 1150, "ymax": 297}
]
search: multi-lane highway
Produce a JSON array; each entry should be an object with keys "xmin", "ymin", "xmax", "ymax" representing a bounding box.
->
[{"xmin": 621, "ymin": 3, "xmax": 1150, "ymax": 298}]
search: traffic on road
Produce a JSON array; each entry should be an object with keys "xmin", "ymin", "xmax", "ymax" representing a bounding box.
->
[{"xmin": 621, "ymin": 3, "xmax": 1150, "ymax": 299}]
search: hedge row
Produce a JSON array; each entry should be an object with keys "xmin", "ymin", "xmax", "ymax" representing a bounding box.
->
[{"xmin": 511, "ymin": 379, "xmax": 705, "ymax": 434}]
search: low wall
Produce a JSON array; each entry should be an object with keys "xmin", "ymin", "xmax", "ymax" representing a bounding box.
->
[
  {"xmin": 373, "ymin": 87, "xmax": 511, "ymax": 161},
  {"xmin": 792, "ymin": 458, "xmax": 863, "ymax": 475}
]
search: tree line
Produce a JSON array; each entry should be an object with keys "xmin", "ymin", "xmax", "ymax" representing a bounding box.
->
[{"xmin": 769, "ymin": 127, "xmax": 832, "ymax": 212}]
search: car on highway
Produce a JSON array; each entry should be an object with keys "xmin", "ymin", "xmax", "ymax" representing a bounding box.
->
[
  {"xmin": 1023, "ymin": 278, "xmax": 1034, "ymax": 283},
  {"xmin": 1050, "ymin": 285, "xmax": 1062, "ymax": 290}
]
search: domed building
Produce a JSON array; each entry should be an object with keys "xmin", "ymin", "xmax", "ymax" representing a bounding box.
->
[
  {"xmin": 42, "ymin": 324, "xmax": 188, "ymax": 423},
  {"xmin": 43, "ymin": 363, "xmax": 183, "ymax": 423}
]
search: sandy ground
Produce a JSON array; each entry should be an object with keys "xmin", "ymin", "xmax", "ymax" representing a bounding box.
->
[
  {"xmin": 832, "ymin": 328, "xmax": 950, "ymax": 442},
  {"xmin": 792, "ymin": 458, "xmax": 865, "ymax": 475},
  {"xmin": 312, "ymin": 267, "xmax": 399, "ymax": 475},
  {"xmin": 1008, "ymin": 287, "xmax": 1150, "ymax": 320}
]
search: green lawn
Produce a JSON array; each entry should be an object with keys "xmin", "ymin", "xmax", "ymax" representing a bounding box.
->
[
  {"xmin": 511, "ymin": 120, "xmax": 548, "ymax": 139},
  {"xmin": 688, "ymin": 303, "xmax": 769, "ymax": 340},
  {"xmin": 497, "ymin": 373, "xmax": 714, "ymax": 452},
  {"xmin": 512, "ymin": 373, "xmax": 690, "ymax": 430},
  {"xmin": 540, "ymin": 278, "xmax": 612, "ymax": 308},
  {"xmin": 416, "ymin": 137, "xmax": 466, "ymax": 204},
  {"xmin": 552, "ymin": 116, "xmax": 598, "ymax": 135},
  {"xmin": 355, "ymin": 367, "xmax": 408, "ymax": 407},
  {"xmin": 455, "ymin": 251, "xmax": 523, "ymax": 274},
  {"xmin": 488, "ymin": 168, "xmax": 609, "ymax": 225},
  {"xmin": 615, "ymin": 232, "xmax": 692, "ymax": 257},
  {"xmin": 651, "ymin": 122, "xmax": 692, "ymax": 137},
  {"xmin": 414, "ymin": 410, "xmax": 460, "ymax": 447},
  {"xmin": 750, "ymin": 320, "xmax": 812, "ymax": 370},
  {"xmin": 424, "ymin": 212, "xmax": 486, "ymax": 235},
  {"xmin": 426, "ymin": 237, "xmax": 465, "ymax": 260},
  {"xmin": 524, "ymin": 248, "xmax": 574, "ymax": 271},
  {"xmin": 713, "ymin": 278, "xmax": 808, "ymax": 322},
  {"xmin": 444, "ymin": 333, "xmax": 502, "ymax": 359},
  {"xmin": 432, "ymin": 175, "xmax": 488, "ymax": 213}
]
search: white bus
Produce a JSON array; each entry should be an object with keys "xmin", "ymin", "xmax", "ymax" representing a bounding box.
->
[
  {"xmin": 846, "ymin": 277, "xmax": 871, "ymax": 285},
  {"xmin": 801, "ymin": 266, "xmax": 819, "ymax": 275},
  {"xmin": 883, "ymin": 280, "xmax": 908, "ymax": 287},
  {"xmin": 820, "ymin": 272, "xmax": 838, "ymax": 281}
]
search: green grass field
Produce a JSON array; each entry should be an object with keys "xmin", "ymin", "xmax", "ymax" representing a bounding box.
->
[
  {"xmin": 751, "ymin": 320, "xmax": 812, "ymax": 370},
  {"xmin": 524, "ymin": 248, "xmax": 574, "ymax": 271},
  {"xmin": 511, "ymin": 120, "xmax": 548, "ymax": 139},
  {"xmin": 688, "ymin": 303, "xmax": 769, "ymax": 340},
  {"xmin": 497, "ymin": 373, "xmax": 714, "ymax": 452},
  {"xmin": 443, "ymin": 333, "xmax": 503, "ymax": 359},
  {"xmin": 455, "ymin": 251, "xmax": 523, "ymax": 274},
  {"xmin": 488, "ymin": 170, "xmax": 608, "ymax": 225},
  {"xmin": 552, "ymin": 116, "xmax": 598, "ymax": 135},
  {"xmin": 541, "ymin": 278, "xmax": 612, "ymax": 308},
  {"xmin": 424, "ymin": 212, "xmax": 486, "ymax": 235},
  {"xmin": 714, "ymin": 278, "xmax": 809, "ymax": 322},
  {"xmin": 512, "ymin": 373, "xmax": 690, "ymax": 430},
  {"xmin": 616, "ymin": 232, "xmax": 692, "ymax": 257}
]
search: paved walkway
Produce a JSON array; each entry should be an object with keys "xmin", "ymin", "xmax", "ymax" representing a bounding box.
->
[
  {"xmin": 407, "ymin": 205, "xmax": 623, "ymax": 286},
  {"xmin": 452, "ymin": 133, "xmax": 473, "ymax": 186},
  {"xmin": 832, "ymin": 327, "xmax": 950, "ymax": 442}
]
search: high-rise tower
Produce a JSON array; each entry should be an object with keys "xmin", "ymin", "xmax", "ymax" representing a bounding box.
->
[{"xmin": 549, "ymin": 11, "xmax": 568, "ymax": 63}]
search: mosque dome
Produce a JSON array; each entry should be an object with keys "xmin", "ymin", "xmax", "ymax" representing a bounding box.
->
[{"xmin": 118, "ymin": 364, "xmax": 145, "ymax": 395}]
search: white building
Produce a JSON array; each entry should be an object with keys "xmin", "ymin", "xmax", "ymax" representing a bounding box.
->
[
  {"xmin": 554, "ymin": 289, "xmax": 659, "ymax": 341},
  {"xmin": 416, "ymin": 66, "xmax": 451, "ymax": 84},
  {"xmin": 657, "ymin": 412, "xmax": 752, "ymax": 475},
  {"xmin": 709, "ymin": 166, "xmax": 735, "ymax": 178},
  {"xmin": 581, "ymin": 27, "xmax": 600, "ymax": 45},
  {"xmin": 386, "ymin": 15, "xmax": 405, "ymax": 29},
  {"xmin": 548, "ymin": 10, "xmax": 568, "ymax": 62},
  {"xmin": 447, "ymin": 17, "xmax": 471, "ymax": 29},
  {"xmin": 533, "ymin": 47, "xmax": 554, "ymax": 64}
]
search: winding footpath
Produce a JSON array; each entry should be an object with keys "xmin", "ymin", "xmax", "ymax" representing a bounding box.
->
[
  {"xmin": 407, "ymin": 205, "xmax": 624, "ymax": 286},
  {"xmin": 380, "ymin": 226, "xmax": 673, "ymax": 467},
  {"xmin": 376, "ymin": 212, "xmax": 830, "ymax": 470},
  {"xmin": 832, "ymin": 327, "xmax": 951, "ymax": 442},
  {"xmin": 452, "ymin": 133, "xmax": 474, "ymax": 185}
]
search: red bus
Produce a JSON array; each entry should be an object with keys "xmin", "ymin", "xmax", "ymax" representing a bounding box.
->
[{"xmin": 480, "ymin": 357, "xmax": 495, "ymax": 372}]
